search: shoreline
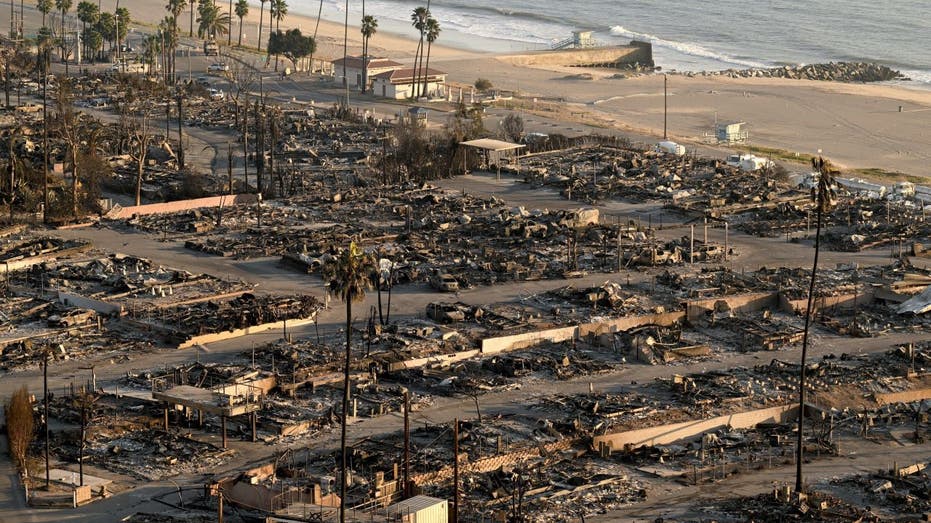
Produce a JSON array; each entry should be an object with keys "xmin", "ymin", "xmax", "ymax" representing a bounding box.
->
[
  {"xmin": 7, "ymin": 0, "xmax": 931, "ymax": 178},
  {"xmin": 143, "ymin": 0, "xmax": 931, "ymax": 178}
]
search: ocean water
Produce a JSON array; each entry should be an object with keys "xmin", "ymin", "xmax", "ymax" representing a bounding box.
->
[{"xmin": 296, "ymin": 0, "xmax": 931, "ymax": 85}]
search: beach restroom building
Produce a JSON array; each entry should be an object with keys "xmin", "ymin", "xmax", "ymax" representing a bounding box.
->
[
  {"xmin": 331, "ymin": 56, "xmax": 404, "ymax": 90},
  {"xmin": 372, "ymin": 67, "xmax": 448, "ymax": 99}
]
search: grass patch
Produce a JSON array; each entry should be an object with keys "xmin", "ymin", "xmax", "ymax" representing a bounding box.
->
[
  {"xmin": 742, "ymin": 145, "xmax": 815, "ymax": 165},
  {"xmin": 852, "ymin": 168, "xmax": 926, "ymax": 184}
]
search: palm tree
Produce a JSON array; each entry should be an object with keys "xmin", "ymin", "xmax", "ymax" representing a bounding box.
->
[
  {"xmin": 37, "ymin": 0, "xmax": 53, "ymax": 28},
  {"xmin": 166, "ymin": 0, "xmax": 184, "ymax": 31},
  {"xmin": 269, "ymin": 0, "xmax": 286, "ymax": 70},
  {"xmin": 197, "ymin": 1, "xmax": 229, "ymax": 40},
  {"xmin": 226, "ymin": 0, "xmax": 232, "ymax": 44},
  {"xmin": 93, "ymin": 11, "xmax": 114, "ymax": 57},
  {"xmin": 76, "ymin": 1, "xmax": 98, "ymax": 60},
  {"xmin": 409, "ymin": 6, "xmax": 428, "ymax": 98},
  {"xmin": 55, "ymin": 0, "xmax": 72, "ymax": 64},
  {"xmin": 165, "ymin": 0, "xmax": 184, "ymax": 80},
  {"xmin": 257, "ymin": 0, "xmax": 267, "ymax": 51},
  {"xmin": 115, "ymin": 7, "xmax": 129, "ymax": 55},
  {"xmin": 84, "ymin": 28, "xmax": 102, "ymax": 61},
  {"xmin": 340, "ymin": 0, "xmax": 347, "ymax": 106},
  {"xmin": 421, "ymin": 17, "xmax": 439, "ymax": 97},
  {"xmin": 309, "ymin": 0, "xmax": 322, "ymax": 71},
  {"xmin": 187, "ymin": 0, "xmax": 194, "ymax": 36},
  {"xmin": 234, "ymin": 0, "xmax": 247, "ymax": 46},
  {"xmin": 141, "ymin": 33, "xmax": 160, "ymax": 73},
  {"xmin": 360, "ymin": 14, "xmax": 377, "ymax": 94},
  {"xmin": 795, "ymin": 156, "xmax": 837, "ymax": 493},
  {"xmin": 323, "ymin": 242, "xmax": 375, "ymax": 523},
  {"xmin": 157, "ymin": 17, "xmax": 177, "ymax": 79}
]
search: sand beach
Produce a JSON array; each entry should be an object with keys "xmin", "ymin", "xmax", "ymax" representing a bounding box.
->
[{"xmin": 13, "ymin": 0, "xmax": 931, "ymax": 178}]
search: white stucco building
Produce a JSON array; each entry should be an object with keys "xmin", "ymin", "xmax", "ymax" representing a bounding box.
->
[
  {"xmin": 371, "ymin": 67, "xmax": 447, "ymax": 100},
  {"xmin": 330, "ymin": 56, "xmax": 404, "ymax": 90}
]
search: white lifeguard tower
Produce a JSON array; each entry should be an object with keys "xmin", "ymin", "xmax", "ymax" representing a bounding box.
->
[
  {"xmin": 715, "ymin": 121, "xmax": 749, "ymax": 144},
  {"xmin": 552, "ymin": 30, "xmax": 597, "ymax": 50}
]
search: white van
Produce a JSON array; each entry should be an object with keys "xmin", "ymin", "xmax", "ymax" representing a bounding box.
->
[
  {"xmin": 726, "ymin": 154, "xmax": 774, "ymax": 171},
  {"xmin": 654, "ymin": 141, "xmax": 686, "ymax": 156}
]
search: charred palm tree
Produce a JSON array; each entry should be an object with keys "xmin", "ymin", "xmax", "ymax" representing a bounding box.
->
[
  {"xmin": 323, "ymin": 242, "xmax": 375, "ymax": 523},
  {"xmin": 795, "ymin": 156, "xmax": 837, "ymax": 493}
]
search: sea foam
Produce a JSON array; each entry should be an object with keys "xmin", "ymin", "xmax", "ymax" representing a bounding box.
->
[{"xmin": 609, "ymin": 26, "xmax": 769, "ymax": 70}]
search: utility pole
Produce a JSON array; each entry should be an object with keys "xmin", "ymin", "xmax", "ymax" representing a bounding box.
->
[
  {"xmin": 176, "ymin": 93, "xmax": 185, "ymax": 169},
  {"xmin": 403, "ymin": 390, "xmax": 410, "ymax": 498},
  {"xmin": 690, "ymin": 224, "xmax": 695, "ymax": 264},
  {"xmin": 115, "ymin": 0, "xmax": 121, "ymax": 72},
  {"xmin": 43, "ymin": 350, "xmax": 49, "ymax": 488},
  {"xmin": 79, "ymin": 396, "xmax": 86, "ymax": 486},
  {"xmin": 42, "ymin": 70, "xmax": 49, "ymax": 223},
  {"xmin": 165, "ymin": 88, "xmax": 170, "ymax": 140},
  {"xmin": 663, "ymin": 74, "xmax": 668, "ymax": 140},
  {"xmin": 724, "ymin": 222, "xmax": 729, "ymax": 261},
  {"xmin": 227, "ymin": 141, "xmax": 233, "ymax": 194},
  {"xmin": 453, "ymin": 418, "xmax": 459, "ymax": 523}
]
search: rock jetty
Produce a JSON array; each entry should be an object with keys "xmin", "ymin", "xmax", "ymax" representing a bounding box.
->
[{"xmin": 690, "ymin": 62, "xmax": 907, "ymax": 83}]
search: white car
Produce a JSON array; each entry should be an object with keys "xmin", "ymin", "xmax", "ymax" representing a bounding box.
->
[
  {"xmin": 207, "ymin": 62, "xmax": 229, "ymax": 73},
  {"xmin": 207, "ymin": 88, "xmax": 225, "ymax": 100}
]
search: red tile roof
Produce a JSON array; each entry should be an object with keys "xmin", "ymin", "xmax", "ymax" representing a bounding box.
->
[
  {"xmin": 331, "ymin": 56, "xmax": 404, "ymax": 69},
  {"xmin": 372, "ymin": 67, "xmax": 447, "ymax": 84}
]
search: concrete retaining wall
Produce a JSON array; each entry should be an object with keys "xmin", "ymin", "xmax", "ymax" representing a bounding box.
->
[
  {"xmin": 592, "ymin": 404, "xmax": 798, "ymax": 451},
  {"xmin": 387, "ymin": 349, "xmax": 481, "ymax": 371},
  {"xmin": 0, "ymin": 244, "xmax": 92, "ymax": 273},
  {"xmin": 177, "ymin": 315, "xmax": 317, "ymax": 349},
  {"xmin": 499, "ymin": 42, "xmax": 652, "ymax": 68},
  {"xmin": 580, "ymin": 311, "xmax": 686, "ymax": 336},
  {"xmin": 687, "ymin": 292, "xmax": 778, "ymax": 323},
  {"xmin": 58, "ymin": 291, "xmax": 124, "ymax": 316},
  {"xmin": 481, "ymin": 326, "xmax": 578, "ymax": 354},
  {"xmin": 875, "ymin": 387, "xmax": 931, "ymax": 405},
  {"xmin": 480, "ymin": 311, "xmax": 686, "ymax": 354},
  {"xmin": 780, "ymin": 291, "xmax": 875, "ymax": 315},
  {"xmin": 106, "ymin": 193, "xmax": 259, "ymax": 219}
]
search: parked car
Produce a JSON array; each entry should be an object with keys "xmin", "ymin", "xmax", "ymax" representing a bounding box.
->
[
  {"xmin": 195, "ymin": 76, "xmax": 211, "ymax": 87},
  {"xmin": 430, "ymin": 272, "xmax": 459, "ymax": 292},
  {"xmin": 208, "ymin": 62, "xmax": 229, "ymax": 73},
  {"xmin": 207, "ymin": 88, "xmax": 225, "ymax": 100},
  {"xmin": 726, "ymin": 154, "xmax": 774, "ymax": 172},
  {"xmin": 203, "ymin": 39, "xmax": 219, "ymax": 56},
  {"xmin": 426, "ymin": 302, "xmax": 466, "ymax": 323},
  {"xmin": 48, "ymin": 308, "xmax": 96, "ymax": 328}
]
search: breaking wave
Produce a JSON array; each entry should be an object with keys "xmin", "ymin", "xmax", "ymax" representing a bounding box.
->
[{"xmin": 609, "ymin": 25, "xmax": 770, "ymax": 69}]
